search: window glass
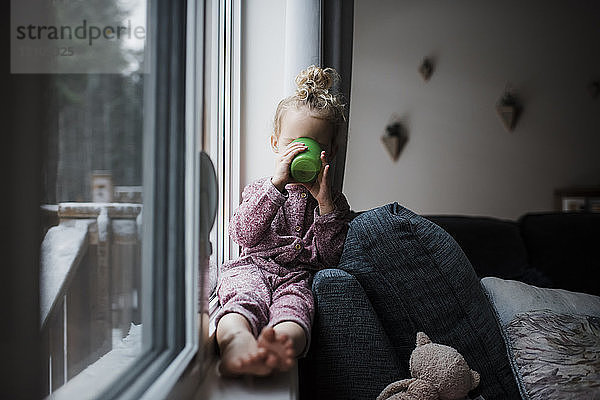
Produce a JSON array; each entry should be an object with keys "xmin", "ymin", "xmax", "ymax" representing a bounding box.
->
[
  {"xmin": 205, "ymin": 0, "xmax": 241, "ymax": 304},
  {"xmin": 205, "ymin": 0, "xmax": 220, "ymax": 299},
  {"xmin": 33, "ymin": 0, "xmax": 149, "ymax": 396}
]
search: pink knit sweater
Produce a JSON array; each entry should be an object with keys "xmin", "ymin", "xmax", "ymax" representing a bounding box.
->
[{"xmin": 224, "ymin": 177, "xmax": 351, "ymax": 271}]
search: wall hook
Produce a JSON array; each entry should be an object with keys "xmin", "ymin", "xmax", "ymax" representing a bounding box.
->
[
  {"xmin": 496, "ymin": 85, "xmax": 522, "ymax": 132},
  {"xmin": 418, "ymin": 57, "xmax": 434, "ymax": 81},
  {"xmin": 381, "ymin": 120, "xmax": 408, "ymax": 162}
]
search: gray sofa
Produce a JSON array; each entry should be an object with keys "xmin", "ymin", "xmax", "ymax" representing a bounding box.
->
[{"xmin": 299, "ymin": 204, "xmax": 600, "ymax": 400}]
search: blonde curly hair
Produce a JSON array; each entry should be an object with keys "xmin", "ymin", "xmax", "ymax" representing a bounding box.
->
[{"xmin": 273, "ymin": 65, "xmax": 347, "ymax": 146}]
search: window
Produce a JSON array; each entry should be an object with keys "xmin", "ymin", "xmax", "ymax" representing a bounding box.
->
[
  {"xmin": 9, "ymin": 0, "xmax": 209, "ymax": 397},
  {"xmin": 38, "ymin": 20, "xmax": 147, "ymax": 400},
  {"xmin": 5, "ymin": 0, "xmax": 351, "ymax": 397},
  {"xmin": 206, "ymin": 0, "xmax": 241, "ymax": 303}
]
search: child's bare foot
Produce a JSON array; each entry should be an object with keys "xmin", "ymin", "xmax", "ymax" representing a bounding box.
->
[
  {"xmin": 218, "ymin": 330, "xmax": 273, "ymax": 377},
  {"xmin": 257, "ymin": 327, "xmax": 296, "ymax": 372}
]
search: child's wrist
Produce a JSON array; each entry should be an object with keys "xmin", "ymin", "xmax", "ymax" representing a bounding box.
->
[
  {"xmin": 318, "ymin": 202, "xmax": 334, "ymax": 215},
  {"xmin": 271, "ymin": 176, "xmax": 286, "ymax": 193}
]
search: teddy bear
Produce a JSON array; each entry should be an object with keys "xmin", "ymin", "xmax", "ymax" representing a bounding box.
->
[{"xmin": 376, "ymin": 332, "xmax": 480, "ymax": 400}]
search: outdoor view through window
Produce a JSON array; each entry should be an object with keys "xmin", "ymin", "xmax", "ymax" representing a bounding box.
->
[{"xmin": 34, "ymin": 0, "xmax": 148, "ymax": 396}]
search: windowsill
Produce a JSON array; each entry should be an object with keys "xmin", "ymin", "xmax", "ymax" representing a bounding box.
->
[
  {"xmin": 194, "ymin": 296, "xmax": 299, "ymax": 400},
  {"xmin": 197, "ymin": 360, "xmax": 298, "ymax": 400}
]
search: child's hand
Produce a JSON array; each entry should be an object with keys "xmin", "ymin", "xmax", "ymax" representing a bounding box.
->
[
  {"xmin": 271, "ymin": 141, "xmax": 308, "ymax": 192},
  {"xmin": 303, "ymin": 151, "xmax": 334, "ymax": 215}
]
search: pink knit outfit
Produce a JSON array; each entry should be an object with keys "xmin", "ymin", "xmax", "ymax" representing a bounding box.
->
[{"xmin": 216, "ymin": 177, "xmax": 351, "ymax": 352}]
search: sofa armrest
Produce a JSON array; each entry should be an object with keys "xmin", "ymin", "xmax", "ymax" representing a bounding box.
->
[{"xmin": 299, "ymin": 269, "xmax": 402, "ymax": 400}]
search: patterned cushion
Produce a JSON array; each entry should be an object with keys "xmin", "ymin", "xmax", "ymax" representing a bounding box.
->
[
  {"xmin": 482, "ymin": 277, "xmax": 600, "ymax": 400},
  {"xmin": 481, "ymin": 277, "xmax": 600, "ymax": 327},
  {"xmin": 506, "ymin": 310, "xmax": 600, "ymax": 400},
  {"xmin": 337, "ymin": 203, "xmax": 520, "ymax": 400}
]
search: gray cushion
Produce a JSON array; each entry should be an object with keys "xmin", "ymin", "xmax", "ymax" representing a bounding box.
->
[
  {"xmin": 337, "ymin": 203, "xmax": 520, "ymax": 400},
  {"xmin": 481, "ymin": 277, "xmax": 600, "ymax": 400},
  {"xmin": 302, "ymin": 269, "xmax": 402, "ymax": 400},
  {"xmin": 481, "ymin": 277, "xmax": 600, "ymax": 326}
]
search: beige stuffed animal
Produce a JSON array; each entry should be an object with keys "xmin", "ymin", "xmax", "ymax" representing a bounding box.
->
[{"xmin": 377, "ymin": 332, "xmax": 480, "ymax": 400}]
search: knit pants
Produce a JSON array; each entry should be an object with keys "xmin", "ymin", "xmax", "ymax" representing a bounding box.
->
[{"xmin": 215, "ymin": 263, "xmax": 314, "ymax": 355}]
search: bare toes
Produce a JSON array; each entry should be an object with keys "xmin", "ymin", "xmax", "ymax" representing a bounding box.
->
[
  {"xmin": 275, "ymin": 333, "xmax": 290, "ymax": 344},
  {"xmin": 256, "ymin": 327, "xmax": 299, "ymax": 372},
  {"xmin": 252, "ymin": 348, "xmax": 266, "ymax": 359},
  {"xmin": 261, "ymin": 327, "xmax": 276, "ymax": 342},
  {"xmin": 265, "ymin": 354, "xmax": 278, "ymax": 368},
  {"xmin": 231, "ymin": 358, "xmax": 242, "ymax": 370}
]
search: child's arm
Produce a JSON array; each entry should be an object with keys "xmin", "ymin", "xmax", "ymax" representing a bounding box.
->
[
  {"xmin": 228, "ymin": 178, "xmax": 287, "ymax": 248},
  {"xmin": 230, "ymin": 141, "xmax": 308, "ymax": 247},
  {"xmin": 310, "ymin": 192, "xmax": 352, "ymax": 267}
]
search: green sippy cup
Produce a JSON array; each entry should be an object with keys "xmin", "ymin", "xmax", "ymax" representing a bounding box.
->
[{"xmin": 290, "ymin": 137, "xmax": 322, "ymax": 183}]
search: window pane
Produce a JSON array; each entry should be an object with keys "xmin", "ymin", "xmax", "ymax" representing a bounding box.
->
[
  {"xmin": 205, "ymin": 0, "xmax": 220, "ymax": 297},
  {"xmin": 36, "ymin": 0, "xmax": 149, "ymax": 396}
]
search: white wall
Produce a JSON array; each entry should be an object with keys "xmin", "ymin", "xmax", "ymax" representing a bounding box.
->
[
  {"xmin": 345, "ymin": 0, "xmax": 600, "ymax": 219},
  {"xmin": 240, "ymin": 0, "xmax": 322, "ymax": 191},
  {"xmin": 239, "ymin": 0, "xmax": 286, "ymax": 189}
]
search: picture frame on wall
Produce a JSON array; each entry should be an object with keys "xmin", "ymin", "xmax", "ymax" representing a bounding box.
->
[
  {"xmin": 555, "ymin": 187, "xmax": 600, "ymax": 213},
  {"xmin": 561, "ymin": 197, "xmax": 586, "ymax": 212},
  {"xmin": 589, "ymin": 198, "xmax": 600, "ymax": 213}
]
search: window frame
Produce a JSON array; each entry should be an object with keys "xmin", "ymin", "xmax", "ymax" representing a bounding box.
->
[
  {"xmin": 113, "ymin": 0, "xmax": 204, "ymax": 399},
  {"xmin": 211, "ymin": 0, "xmax": 241, "ymax": 273},
  {"xmin": 78, "ymin": 0, "xmax": 200, "ymax": 398},
  {"xmin": 3, "ymin": 0, "xmax": 227, "ymax": 397}
]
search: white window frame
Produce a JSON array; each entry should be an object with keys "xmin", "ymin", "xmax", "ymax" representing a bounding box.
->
[
  {"xmin": 104, "ymin": 0, "xmax": 204, "ymax": 398},
  {"xmin": 212, "ymin": 0, "xmax": 242, "ymax": 271},
  {"xmin": 139, "ymin": 0, "xmax": 204, "ymax": 395}
]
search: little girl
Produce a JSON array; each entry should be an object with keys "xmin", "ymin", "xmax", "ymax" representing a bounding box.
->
[{"xmin": 215, "ymin": 65, "xmax": 351, "ymax": 377}]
